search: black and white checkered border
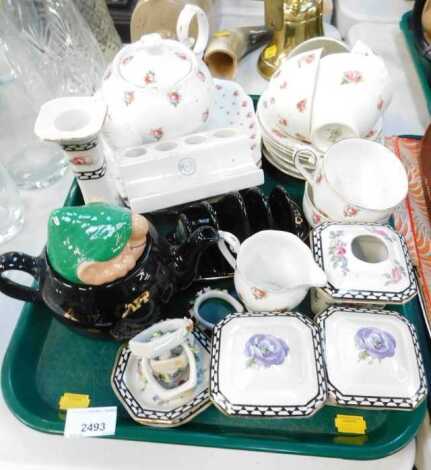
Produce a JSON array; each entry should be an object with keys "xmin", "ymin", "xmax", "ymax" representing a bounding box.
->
[
  {"xmin": 209, "ymin": 312, "xmax": 327, "ymax": 418},
  {"xmin": 111, "ymin": 328, "xmax": 211, "ymax": 424},
  {"xmin": 62, "ymin": 139, "xmax": 98, "ymax": 152},
  {"xmin": 311, "ymin": 222, "xmax": 417, "ymax": 303},
  {"xmin": 316, "ymin": 306, "xmax": 428, "ymax": 409},
  {"xmin": 75, "ymin": 161, "xmax": 107, "ymax": 181}
]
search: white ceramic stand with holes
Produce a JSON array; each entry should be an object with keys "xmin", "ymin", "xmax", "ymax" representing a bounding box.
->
[{"xmin": 119, "ymin": 127, "xmax": 264, "ymax": 213}]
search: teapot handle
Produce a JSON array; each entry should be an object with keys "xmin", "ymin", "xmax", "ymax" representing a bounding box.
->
[
  {"xmin": 217, "ymin": 231, "xmax": 240, "ymax": 270},
  {"xmin": 293, "ymin": 149, "xmax": 321, "ymax": 187},
  {"xmin": 176, "ymin": 4, "xmax": 209, "ymax": 58},
  {"xmin": 0, "ymin": 252, "xmax": 42, "ymax": 303}
]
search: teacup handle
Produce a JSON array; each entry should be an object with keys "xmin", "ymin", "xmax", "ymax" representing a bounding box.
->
[
  {"xmin": 217, "ymin": 231, "xmax": 240, "ymax": 269},
  {"xmin": 140, "ymin": 342, "xmax": 197, "ymax": 401},
  {"xmin": 176, "ymin": 4, "xmax": 209, "ymax": 57},
  {"xmin": 293, "ymin": 149, "xmax": 321, "ymax": 186},
  {"xmin": 0, "ymin": 252, "xmax": 42, "ymax": 303}
]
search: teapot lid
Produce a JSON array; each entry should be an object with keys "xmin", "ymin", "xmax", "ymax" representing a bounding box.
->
[{"xmin": 115, "ymin": 34, "xmax": 195, "ymax": 89}]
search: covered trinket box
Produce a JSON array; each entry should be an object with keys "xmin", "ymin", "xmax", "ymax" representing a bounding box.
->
[{"xmin": 310, "ymin": 222, "xmax": 417, "ymax": 314}]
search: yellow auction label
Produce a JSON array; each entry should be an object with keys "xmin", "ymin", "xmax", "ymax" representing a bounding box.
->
[
  {"xmin": 264, "ymin": 44, "xmax": 277, "ymax": 60},
  {"xmin": 59, "ymin": 393, "xmax": 91, "ymax": 410},
  {"xmin": 213, "ymin": 31, "xmax": 231, "ymax": 38},
  {"xmin": 335, "ymin": 414, "xmax": 367, "ymax": 435}
]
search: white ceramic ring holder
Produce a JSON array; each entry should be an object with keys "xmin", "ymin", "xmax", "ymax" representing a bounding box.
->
[
  {"xmin": 192, "ymin": 289, "xmax": 244, "ymax": 330},
  {"xmin": 176, "ymin": 4, "xmax": 209, "ymax": 58},
  {"xmin": 130, "ymin": 318, "xmax": 197, "ymax": 400}
]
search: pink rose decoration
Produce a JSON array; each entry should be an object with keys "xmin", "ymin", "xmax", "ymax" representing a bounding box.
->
[
  {"xmin": 150, "ymin": 128, "xmax": 163, "ymax": 141},
  {"xmin": 312, "ymin": 213, "xmax": 321, "ymax": 224},
  {"xmin": 341, "ymin": 71, "xmax": 363, "ymax": 85},
  {"xmin": 343, "ymin": 205, "xmax": 359, "ymax": 217},
  {"xmin": 167, "ymin": 91, "xmax": 181, "ymax": 107},
  {"xmin": 296, "ymin": 99, "xmax": 306, "ymax": 113},
  {"xmin": 121, "ymin": 55, "xmax": 133, "ymax": 66},
  {"xmin": 143, "ymin": 71, "xmax": 155, "ymax": 85}
]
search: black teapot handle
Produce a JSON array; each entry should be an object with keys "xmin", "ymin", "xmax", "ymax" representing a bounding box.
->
[{"xmin": 0, "ymin": 252, "xmax": 42, "ymax": 303}]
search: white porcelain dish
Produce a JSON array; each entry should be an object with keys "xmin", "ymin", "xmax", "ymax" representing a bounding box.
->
[
  {"xmin": 317, "ymin": 306, "xmax": 427, "ymax": 410},
  {"xmin": 111, "ymin": 328, "xmax": 211, "ymax": 427},
  {"xmin": 209, "ymin": 312, "xmax": 327, "ymax": 418}
]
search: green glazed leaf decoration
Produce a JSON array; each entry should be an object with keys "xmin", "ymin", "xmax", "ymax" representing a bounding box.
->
[{"xmin": 47, "ymin": 202, "xmax": 132, "ymax": 284}]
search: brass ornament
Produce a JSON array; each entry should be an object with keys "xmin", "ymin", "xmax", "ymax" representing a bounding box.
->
[{"xmin": 258, "ymin": 0, "xmax": 324, "ymax": 80}]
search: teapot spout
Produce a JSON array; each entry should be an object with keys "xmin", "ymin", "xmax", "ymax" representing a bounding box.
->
[{"xmin": 172, "ymin": 226, "xmax": 219, "ymax": 290}]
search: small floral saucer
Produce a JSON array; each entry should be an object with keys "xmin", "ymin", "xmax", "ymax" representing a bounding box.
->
[
  {"xmin": 111, "ymin": 328, "xmax": 211, "ymax": 427},
  {"xmin": 209, "ymin": 312, "xmax": 327, "ymax": 418},
  {"xmin": 310, "ymin": 222, "xmax": 417, "ymax": 313},
  {"xmin": 316, "ymin": 306, "xmax": 427, "ymax": 410}
]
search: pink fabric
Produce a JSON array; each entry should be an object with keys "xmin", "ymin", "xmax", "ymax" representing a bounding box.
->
[{"xmin": 386, "ymin": 137, "xmax": 431, "ymax": 321}]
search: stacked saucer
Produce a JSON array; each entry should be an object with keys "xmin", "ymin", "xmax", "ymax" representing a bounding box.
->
[{"xmin": 257, "ymin": 97, "xmax": 383, "ymax": 180}]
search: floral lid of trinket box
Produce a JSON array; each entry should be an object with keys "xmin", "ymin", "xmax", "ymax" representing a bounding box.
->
[
  {"xmin": 311, "ymin": 222, "xmax": 417, "ymax": 305},
  {"xmin": 209, "ymin": 312, "xmax": 327, "ymax": 418},
  {"xmin": 316, "ymin": 306, "xmax": 427, "ymax": 410}
]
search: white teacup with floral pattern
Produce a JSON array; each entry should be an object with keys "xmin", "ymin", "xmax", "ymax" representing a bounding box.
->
[
  {"xmin": 310, "ymin": 52, "xmax": 392, "ymax": 151},
  {"xmin": 258, "ymin": 48, "xmax": 323, "ymax": 144},
  {"xmin": 217, "ymin": 230, "xmax": 327, "ymax": 312},
  {"xmin": 295, "ymin": 139, "xmax": 408, "ymax": 223}
]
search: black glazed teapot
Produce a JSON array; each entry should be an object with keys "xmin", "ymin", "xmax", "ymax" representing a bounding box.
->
[{"xmin": 0, "ymin": 204, "xmax": 219, "ymax": 340}]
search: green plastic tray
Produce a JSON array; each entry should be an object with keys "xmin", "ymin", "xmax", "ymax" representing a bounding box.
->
[
  {"xmin": 1, "ymin": 161, "xmax": 429, "ymax": 460},
  {"xmin": 401, "ymin": 11, "xmax": 431, "ymax": 115}
]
